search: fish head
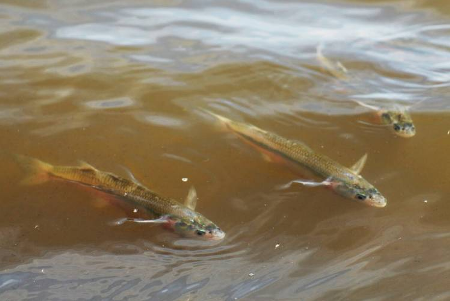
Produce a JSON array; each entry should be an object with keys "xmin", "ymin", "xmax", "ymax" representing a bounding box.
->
[
  {"xmin": 392, "ymin": 122, "xmax": 416, "ymax": 137},
  {"xmin": 332, "ymin": 177, "xmax": 387, "ymax": 208},
  {"xmin": 381, "ymin": 110, "xmax": 416, "ymax": 138},
  {"xmin": 165, "ymin": 212, "xmax": 225, "ymax": 241}
]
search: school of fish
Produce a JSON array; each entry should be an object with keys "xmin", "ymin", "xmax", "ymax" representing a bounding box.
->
[{"xmin": 13, "ymin": 45, "xmax": 423, "ymax": 241}]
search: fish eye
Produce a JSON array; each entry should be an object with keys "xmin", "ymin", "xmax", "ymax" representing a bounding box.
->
[
  {"xmin": 196, "ymin": 230, "xmax": 206, "ymax": 236},
  {"xmin": 393, "ymin": 124, "xmax": 401, "ymax": 131},
  {"xmin": 356, "ymin": 194, "xmax": 366, "ymax": 200}
]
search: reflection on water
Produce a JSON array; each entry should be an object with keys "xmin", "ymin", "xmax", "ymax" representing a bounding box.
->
[
  {"xmin": 1, "ymin": 0, "xmax": 450, "ymax": 299},
  {"xmin": 85, "ymin": 97, "xmax": 135, "ymax": 109}
]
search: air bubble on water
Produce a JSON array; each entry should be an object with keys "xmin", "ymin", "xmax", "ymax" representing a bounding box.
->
[
  {"xmin": 275, "ymin": 243, "xmax": 280, "ymax": 249},
  {"xmin": 248, "ymin": 272, "xmax": 255, "ymax": 277},
  {"xmin": 133, "ymin": 209, "xmax": 138, "ymax": 213},
  {"xmin": 424, "ymin": 200, "xmax": 428, "ymax": 203},
  {"xmin": 182, "ymin": 178, "xmax": 188, "ymax": 182}
]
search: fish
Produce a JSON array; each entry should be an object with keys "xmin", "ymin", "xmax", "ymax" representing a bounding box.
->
[
  {"xmin": 316, "ymin": 44, "xmax": 349, "ymax": 81},
  {"xmin": 354, "ymin": 101, "xmax": 416, "ymax": 138},
  {"xmin": 205, "ymin": 111, "xmax": 387, "ymax": 208},
  {"xmin": 317, "ymin": 45, "xmax": 416, "ymax": 138},
  {"xmin": 14, "ymin": 155, "xmax": 225, "ymax": 240}
]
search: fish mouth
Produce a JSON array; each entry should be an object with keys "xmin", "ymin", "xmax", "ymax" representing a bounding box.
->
[
  {"xmin": 396, "ymin": 130, "xmax": 416, "ymax": 138},
  {"xmin": 206, "ymin": 229, "xmax": 226, "ymax": 241},
  {"xmin": 367, "ymin": 196, "xmax": 387, "ymax": 208}
]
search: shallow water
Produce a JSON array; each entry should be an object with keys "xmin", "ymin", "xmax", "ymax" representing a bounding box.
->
[{"xmin": 1, "ymin": 0, "xmax": 450, "ymax": 300}]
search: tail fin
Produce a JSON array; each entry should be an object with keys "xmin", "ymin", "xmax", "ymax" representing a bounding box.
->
[
  {"xmin": 200, "ymin": 109, "xmax": 232, "ymax": 131},
  {"xmin": 14, "ymin": 154, "xmax": 52, "ymax": 185}
]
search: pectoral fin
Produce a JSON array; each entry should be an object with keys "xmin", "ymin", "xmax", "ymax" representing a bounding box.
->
[
  {"xmin": 184, "ymin": 186, "xmax": 198, "ymax": 210},
  {"xmin": 277, "ymin": 178, "xmax": 332, "ymax": 190},
  {"xmin": 110, "ymin": 217, "xmax": 169, "ymax": 226},
  {"xmin": 350, "ymin": 153, "xmax": 368, "ymax": 175}
]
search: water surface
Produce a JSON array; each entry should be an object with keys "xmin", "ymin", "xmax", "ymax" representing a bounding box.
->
[{"xmin": 1, "ymin": 0, "xmax": 450, "ymax": 300}]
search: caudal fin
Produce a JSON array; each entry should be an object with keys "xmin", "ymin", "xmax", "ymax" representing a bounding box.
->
[
  {"xmin": 200, "ymin": 109, "xmax": 232, "ymax": 131},
  {"xmin": 14, "ymin": 154, "xmax": 53, "ymax": 185}
]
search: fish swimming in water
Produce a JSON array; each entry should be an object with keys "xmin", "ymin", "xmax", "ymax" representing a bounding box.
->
[
  {"xmin": 15, "ymin": 155, "xmax": 225, "ymax": 240},
  {"xmin": 354, "ymin": 100, "xmax": 416, "ymax": 138},
  {"xmin": 205, "ymin": 111, "xmax": 387, "ymax": 208},
  {"xmin": 317, "ymin": 45, "xmax": 416, "ymax": 138}
]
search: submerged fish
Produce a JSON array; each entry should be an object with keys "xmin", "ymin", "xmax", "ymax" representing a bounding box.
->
[
  {"xmin": 352, "ymin": 101, "xmax": 415, "ymax": 138},
  {"xmin": 205, "ymin": 111, "xmax": 386, "ymax": 208},
  {"xmin": 317, "ymin": 45, "xmax": 416, "ymax": 138},
  {"xmin": 15, "ymin": 155, "xmax": 225, "ymax": 240}
]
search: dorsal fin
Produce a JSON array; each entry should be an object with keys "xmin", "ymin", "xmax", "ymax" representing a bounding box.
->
[
  {"xmin": 350, "ymin": 153, "xmax": 368, "ymax": 175},
  {"xmin": 184, "ymin": 186, "xmax": 198, "ymax": 210},
  {"xmin": 78, "ymin": 160, "xmax": 97, "ymax": 170},
  {"xmin": 119, "ymin": 165, "xmax": 144, "ymax": 186},
  {"xmin": 409, "ymin": 98, "xmax": 427, "ymax": 109}
]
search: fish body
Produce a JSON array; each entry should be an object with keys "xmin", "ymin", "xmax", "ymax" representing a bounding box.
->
[
  {"xmin": 207, "ymin": 112, "xmax": 386, "ymax": 207},
  {"xmin": 317, "ymin": 46, "xmax": 416, "ymax": 138},
  {"xmin": 15, "ymin": 155, "xmax": 225, "ymax": 240}
]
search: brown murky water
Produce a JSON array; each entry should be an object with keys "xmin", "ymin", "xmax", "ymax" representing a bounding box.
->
[{"xmin": 1, "ymin": 0, "xmax": 450, "ymax": 300}]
